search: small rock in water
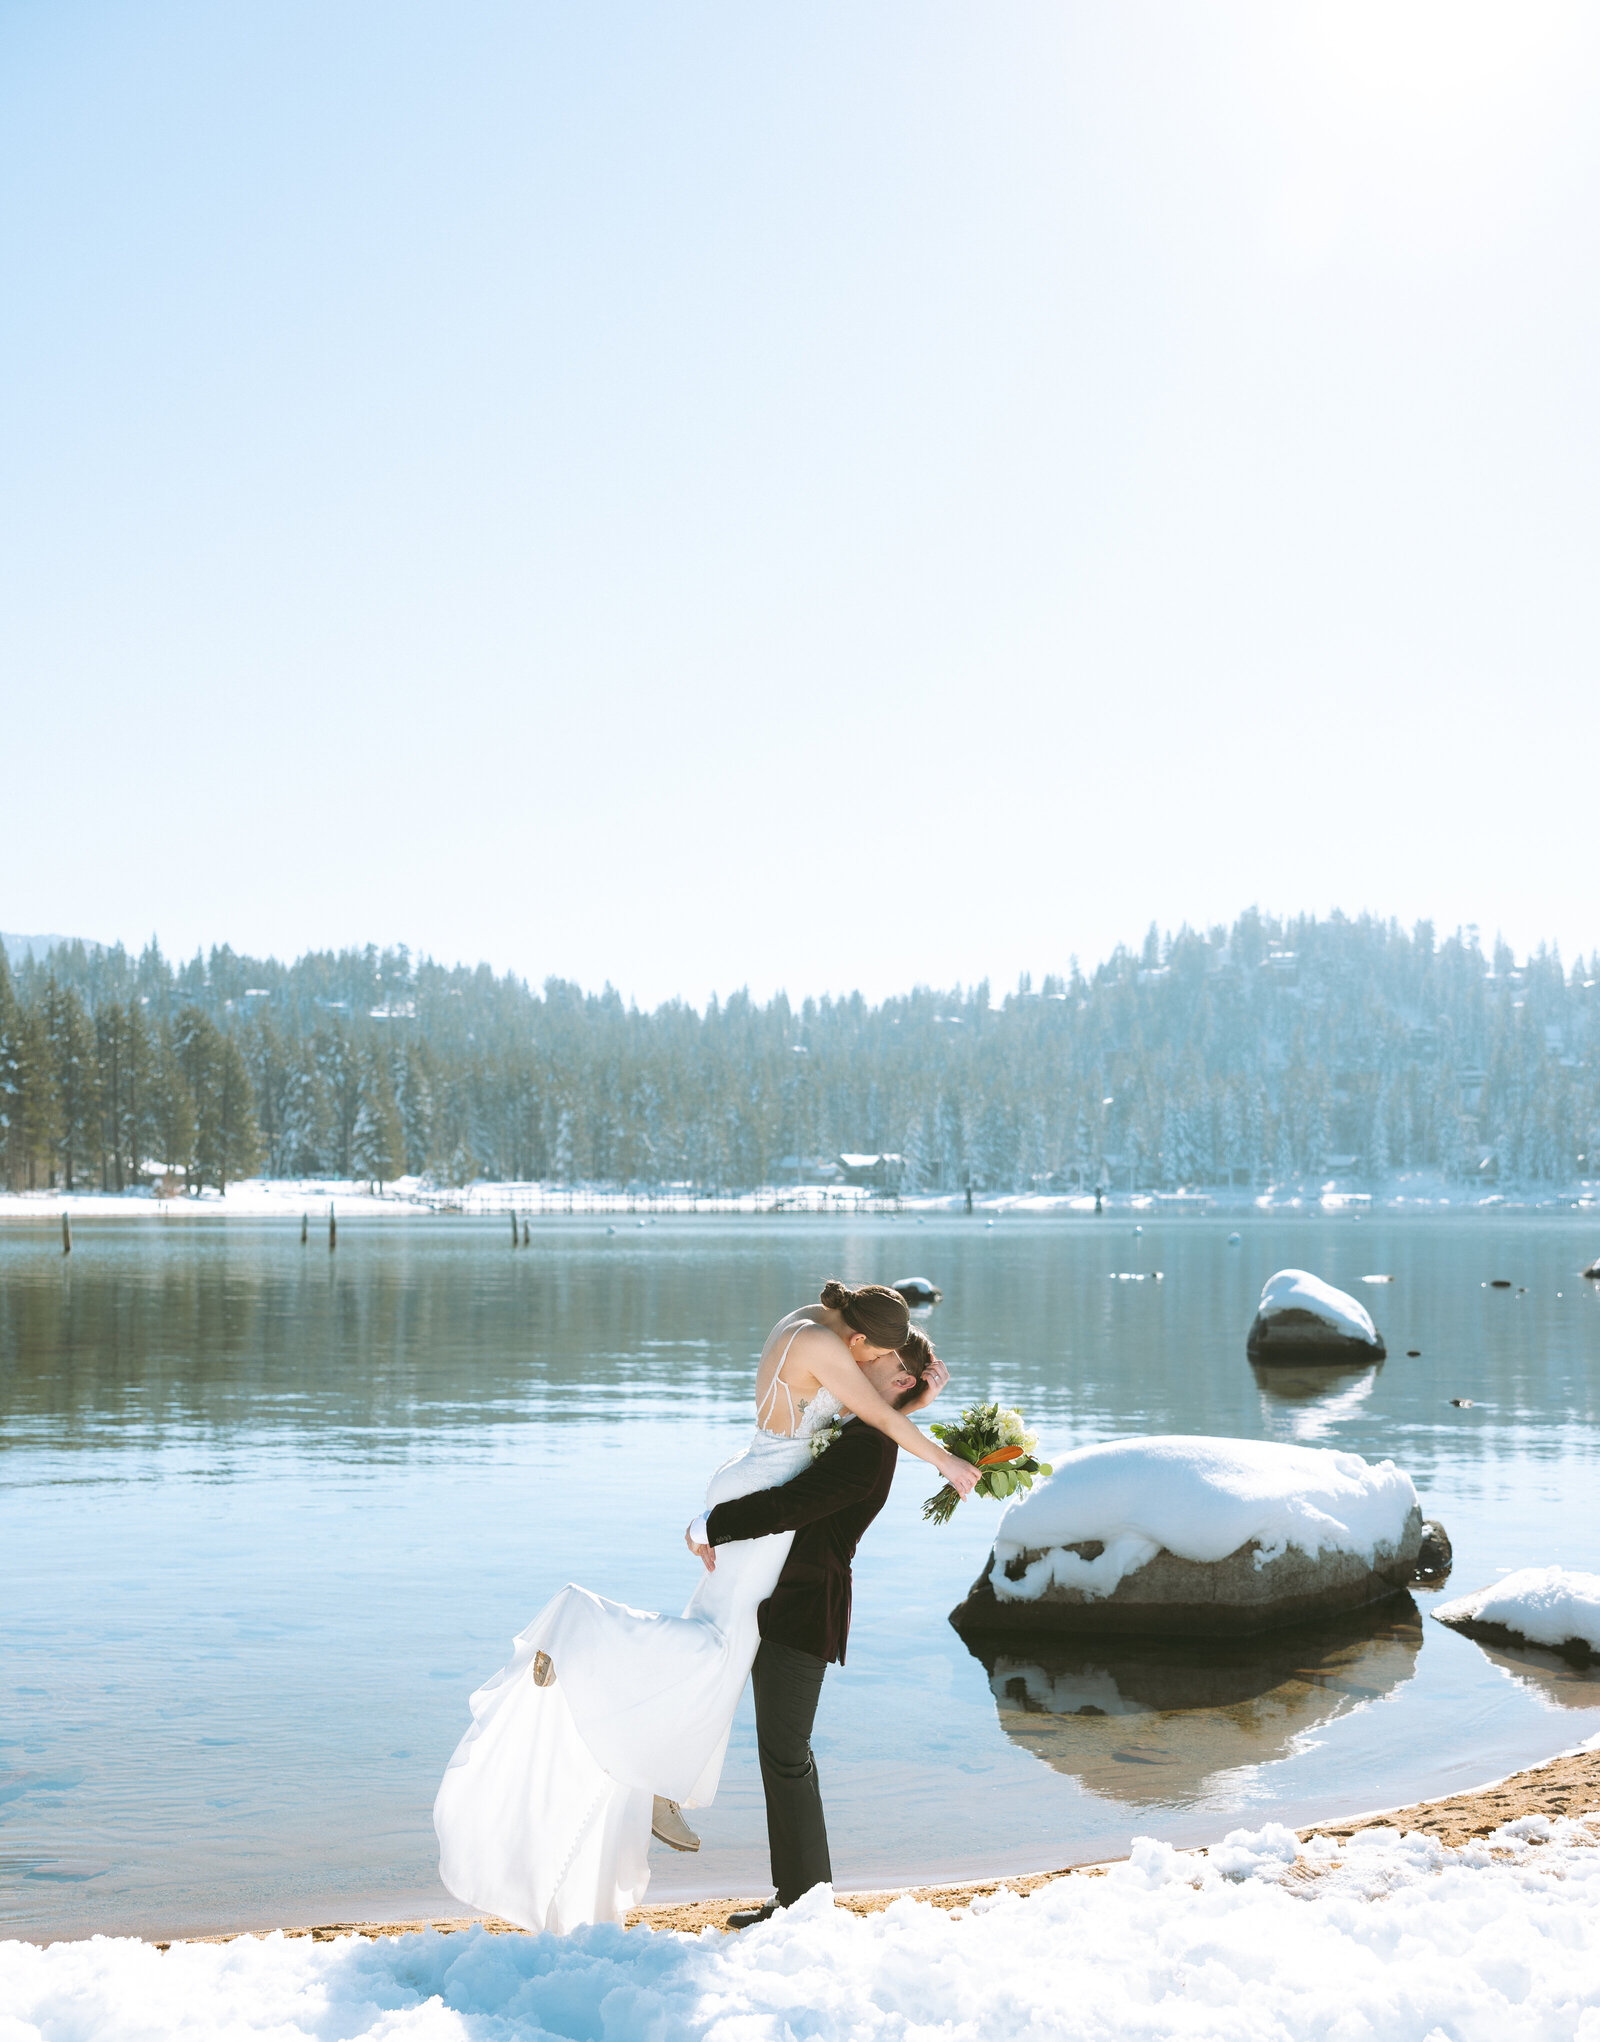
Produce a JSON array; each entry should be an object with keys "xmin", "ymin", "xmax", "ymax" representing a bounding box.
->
[
  {"xmin": 1489, "ymin": 1279, "xmax": 1513, "ymax": 1289},
  {"xmin": 1582, "ymin": 1257, "xmax": 1599, "ymax": 1280},
  {"xmin": 1451, "ymin": 1397, "xmax": 1475, "ymax": 1407},
  {"xmin": 1407, "ymin": 1349, "xmax": 1421, "ymax": 1357},
  {"xmin": 1412, "ymin": 1519, "xmax": 1454, "ymax": 1585}
]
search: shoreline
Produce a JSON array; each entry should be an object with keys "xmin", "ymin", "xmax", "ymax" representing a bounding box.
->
[
  {"xmin": 149, "ymin": 1738, "xmax": 1600, "ymax": 1951},
  {"xmin": 4, "ymin": 1180, "xmax": 1598, "ymax": 1223}
]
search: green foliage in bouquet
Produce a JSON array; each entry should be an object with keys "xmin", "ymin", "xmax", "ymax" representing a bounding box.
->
[{"xmin": 922, "ymin": 1402, "xmax": 1052, "ymax": 1525}]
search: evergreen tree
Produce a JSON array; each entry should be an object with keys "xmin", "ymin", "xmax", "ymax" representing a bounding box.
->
[
  {"xmin": 44, "ymin": 980, "xmax": 100, "ymax": 1191},
  {"xmin": 351, "ymin": 1051, "xmax": 404, "ymax": 1188},
  {"xmin": 0, "ymin": 945, "xmax": 23, "ymax": 1190}
]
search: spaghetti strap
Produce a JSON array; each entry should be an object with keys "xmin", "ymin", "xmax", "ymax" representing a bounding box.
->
[{"xmin": 755, "ymin": 1323, "xmax": 811, "ymax": 1436}]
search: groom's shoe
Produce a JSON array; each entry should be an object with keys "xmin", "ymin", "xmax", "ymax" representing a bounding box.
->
[
  {"xmin": 726, "ymin": 1901, "xmax": 778, "ymax": 1930},
  {"xmin": 651, "ymin": 1797, "xmax": 700, "ymax": 1853}
]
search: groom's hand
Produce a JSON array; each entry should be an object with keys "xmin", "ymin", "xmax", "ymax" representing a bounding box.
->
[
  {"xmin": 685, "ymin": 1524, "xmax": 716, "ymax": 1572},
  {"xmin": 905, "ymin": 1354, "xmax": 949, "ymax": 1412}
]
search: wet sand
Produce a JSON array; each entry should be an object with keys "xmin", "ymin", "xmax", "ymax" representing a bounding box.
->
[{"xmin": 160, "ymin": 1739, "xmax": 1600, "ymax": 1948}]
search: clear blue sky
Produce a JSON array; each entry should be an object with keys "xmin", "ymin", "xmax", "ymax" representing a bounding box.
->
[{"xmin": 3, "ymin": 2, "xmax": 1596, "ymax": 1003}]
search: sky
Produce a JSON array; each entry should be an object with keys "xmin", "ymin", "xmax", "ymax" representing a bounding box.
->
[{"xmin": 3, "ymin": 1, "xmax": 1597, "ymax": 1006}]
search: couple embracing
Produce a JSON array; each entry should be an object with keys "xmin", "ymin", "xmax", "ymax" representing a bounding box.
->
[{"xmin": 433, "ymin": 1280, "xmax": 978, "ymax": 1934}]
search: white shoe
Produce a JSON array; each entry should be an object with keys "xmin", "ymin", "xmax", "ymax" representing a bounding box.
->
[{"xmin": 651, "ymin": 1797, "xmax": 700, "ymax": 1852}]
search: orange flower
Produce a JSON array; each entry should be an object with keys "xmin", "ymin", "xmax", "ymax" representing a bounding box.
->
[{"xmin": 978, "ymin": 1445, "xmax": 1026, "ymax": 1465}]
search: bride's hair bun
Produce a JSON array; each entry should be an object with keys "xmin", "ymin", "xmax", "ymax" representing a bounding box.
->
[{"xmin": 819, "ymin": 1277, "xmax": 910, "ymax": 1347}]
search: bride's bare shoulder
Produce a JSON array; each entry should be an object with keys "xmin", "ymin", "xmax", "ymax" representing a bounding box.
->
[{"xmin": 760, "ymin": 1309, "xmax": 838, "ymax": 1365}]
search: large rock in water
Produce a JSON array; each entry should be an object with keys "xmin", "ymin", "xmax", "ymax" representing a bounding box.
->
[
  {"xmin": 949, "ymin": 1436, "xmax": 1426, "ymax": 1640},
  {"xmin": 1247, "ymin": 1268, "xmax": 1386, "ymax": 1364},
  {"xmin": 1432, "ymin": 1566, "xmax": 1600, "ymax": 1669}
]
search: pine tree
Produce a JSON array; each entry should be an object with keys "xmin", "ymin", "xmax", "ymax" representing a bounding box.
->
[
  {"xmin": 0, "ymin": 945, "xmax": 23, "ymax": 1190},
  {"xmin": 351, "ymin": 1051, "xmax": 404, "ymax": 1189},
  {"xmin": 44, "ymin": 980, "xmax": 100, "ymax": 1191},
  {"xmin": 396, "ymin": 1043, "xmax": 435, "ymax": 1175},
  {"xmin": 174, "ymin": 1006, "xmax": 258, "ymax": 1192},
  {"xmin": 149, "ymin": 1021, "xmax": 196, "ymax": 1184},
  {"xmin": 95, "ymin": 1000, "xmax": 154, "ymax": 1191},
  {"xmin": 214, "ymin": 1031, "xmax": 262, "ymax": 1191}
]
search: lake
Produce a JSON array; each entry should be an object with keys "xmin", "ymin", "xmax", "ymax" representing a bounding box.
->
[{"xmin": 3, "ymin": 1210, "xmax": 1598, "ymax": 1940}]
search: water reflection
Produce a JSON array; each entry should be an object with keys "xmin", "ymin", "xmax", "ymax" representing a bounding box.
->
[
  {"xmin": 1252, "ymin": 1361, "xmax": 1380, "ymax": 1442},
  {"xmin": 1466, "ymin": 1639, "xmax": 1600, "ymax": 1713},
  {"xmin": 959, "ymin": 1601, "xmax": 1422, "ymax": 1804}
]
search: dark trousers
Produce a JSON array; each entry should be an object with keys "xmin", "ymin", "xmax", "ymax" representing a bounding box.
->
[{"xmin": 750, "ymin": 1635, "xmax": 831, "ymax": 1907}]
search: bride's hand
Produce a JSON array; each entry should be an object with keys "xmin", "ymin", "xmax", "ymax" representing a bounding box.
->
[
  {"xmin": 685, "ymin": 1523, "xmax": 716, "ymax": 1572},
  {"xmin": 936, "ymin": 1451, "xmax": 980, "ymax": 1497}
]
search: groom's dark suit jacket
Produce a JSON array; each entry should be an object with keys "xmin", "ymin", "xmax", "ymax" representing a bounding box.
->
[{"xmin": 703, "ymin": 1420, "xmax": 898, "ymax": 1665}]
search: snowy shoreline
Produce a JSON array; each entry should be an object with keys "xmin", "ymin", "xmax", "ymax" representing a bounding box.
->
[
  {"xmin": 7, "ymin": 1744, "xmax": 1598, "ymax": 2041},
  {"xmin": 1, "ymin": 1173, "xmax": 1598, "ymax": 1222}
]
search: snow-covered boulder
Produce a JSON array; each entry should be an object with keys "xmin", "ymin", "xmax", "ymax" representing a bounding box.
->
[
  {"xmin": 1246, "ymin": 1268, "xmax": 1386, "ymax": 1364},
  {"xmin": 1432, "ymin": 1566, "xmax": 1600, "ymax": 1667},
  {"xmin": 949, "ymin": 1436, "xmax": 1425, "ymax": 1638},
  {"xmin": 892, "ymin": 1276, "xmax": 942, "ymax": 1305}
]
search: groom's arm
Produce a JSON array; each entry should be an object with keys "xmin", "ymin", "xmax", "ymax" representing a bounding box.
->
[{"xmin": 701, "ymin": 1425, "xmax": 890, "ymax": 1547}]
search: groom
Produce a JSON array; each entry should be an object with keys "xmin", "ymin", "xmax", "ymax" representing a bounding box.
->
[{"xmin": 685, "ymin": 1342, "xmax": 945, "ymax": 1928}]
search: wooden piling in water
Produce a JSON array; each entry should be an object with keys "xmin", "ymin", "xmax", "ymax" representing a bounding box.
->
[
  {"xmin": 511, "ymin": 1208, "xmax": 520, "ymax": 1246},
  {"xmin": 301, "ymin": 1212, "xmax": 308, "ymax": 1245},
  {"xmin": 62, "ymin": 1211, "xmax": 72, "ymax": 1255},
  {"xmin": 328, "ymin": 1204, "xmax": 337, "ymax": 1251},
  {"xmin": 521, "ymin": 1218, "xmax": 530, "ymax": 1246}
]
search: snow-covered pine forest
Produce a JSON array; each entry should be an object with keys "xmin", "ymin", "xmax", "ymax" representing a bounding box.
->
[{"xmin": 1, "ymin": 911, "xmax": 1596, "ymax": 1196}]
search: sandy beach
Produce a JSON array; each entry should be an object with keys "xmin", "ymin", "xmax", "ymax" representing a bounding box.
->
[{"xmin": 151, "ymin": 1737, "xmax": 1598, "ymax": 1950}]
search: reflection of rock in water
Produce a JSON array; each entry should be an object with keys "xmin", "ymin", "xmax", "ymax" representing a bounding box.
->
[
  {"xmin": 1252, "ymin": 1361, "xmax": 1379, "ymax": 1443},
  {"xmin": 963, "ymin": 1601, "xmax": 1421, "ymax": 1806},
  {"xmin": 1463, "ymin": 1637, "xmax": 1600, "ymax": 1711}
]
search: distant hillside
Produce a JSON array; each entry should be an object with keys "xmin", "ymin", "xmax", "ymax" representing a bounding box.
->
[
  {"xmin": 1, "ymin": 913, "xmax": 1596, "ymax": 1194},
  {"xmin": 1, "ymin": 933, "xmax": 88, "ymax": 964}
]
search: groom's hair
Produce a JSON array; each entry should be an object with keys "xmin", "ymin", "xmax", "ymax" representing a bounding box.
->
[
  {"xmin": 819, "ymin": 1278, "xmax": 911, "ymax": 1349},
  {"xmin": 894, "ymin": 1328, "xmax": 936, "ymax": 1409}
]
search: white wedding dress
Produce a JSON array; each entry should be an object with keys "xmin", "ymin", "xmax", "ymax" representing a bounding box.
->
[{"xmin": 433, "ymin": 1330, "xmax": 841, "ymax": 1934}]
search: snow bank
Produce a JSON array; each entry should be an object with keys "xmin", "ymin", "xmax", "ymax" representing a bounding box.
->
[
  {"xmin": 7, "ymin": 1816, "xmax": 1600, "ymax": 2041},
  {"xmin": 1255, "ymin": 1268, "xmax": 1380, "ymax": 1343},
  {"xmin": 991, "ymin": 1437, "xmax": 1417, "ymax": 1603},
  {"xmin": 1434, "ymin": 1567, "xmax": 1600, "ymax": 1658}
]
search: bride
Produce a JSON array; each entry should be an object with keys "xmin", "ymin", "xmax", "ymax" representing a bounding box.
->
[{"xmin": 433, "ymin": 1278, "xmax": 977, "ymax": 1933}]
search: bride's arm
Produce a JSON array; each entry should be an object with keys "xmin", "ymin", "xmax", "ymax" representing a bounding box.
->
[{"xmin": 792, "ymin": 1329, "xmax": 977, "ymax": 1495}]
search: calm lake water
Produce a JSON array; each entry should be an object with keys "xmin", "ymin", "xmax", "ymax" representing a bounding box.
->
[{"xmin": 3, "ymin": 1211, "xmax": 1598, "ymax": 1941}]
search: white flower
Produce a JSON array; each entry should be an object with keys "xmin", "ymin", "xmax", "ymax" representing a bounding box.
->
[{"xmin": 998, "ymin": 1407, "xmax": 1037, "ymax": 1453}]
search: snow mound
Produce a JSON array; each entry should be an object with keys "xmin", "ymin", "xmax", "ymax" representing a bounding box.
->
[
  {"xmin": 992, "ymin": 1436, "xmax": 1417, "ymax": 1602},
  {"xmin": 1257, "ymin": 1268, "xmax": 1380, "ymax": 1341},
  {"xmin": 1434, "ymin": 1566, "xmax": 1600, "ymax": 1658},
  {"xmin": 6, "ymin": 1817, "xmax": 1600, "ymax": 2040}
]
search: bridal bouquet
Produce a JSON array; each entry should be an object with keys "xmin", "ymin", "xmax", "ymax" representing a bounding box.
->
[{"xmin": 922, "ymin": 1403, "xmax": 1052, "ymax": 1525}]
